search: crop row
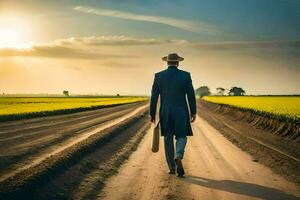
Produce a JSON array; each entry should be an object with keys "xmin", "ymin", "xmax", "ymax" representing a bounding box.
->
[{"xmin": 203, "ymin": 96, "xmax": 300, "ymax": 122}]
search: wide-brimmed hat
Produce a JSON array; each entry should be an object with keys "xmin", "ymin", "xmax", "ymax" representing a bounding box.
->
[{"xmin": 162, "ymin": 53, "xmax": 184, "ymax": 62}]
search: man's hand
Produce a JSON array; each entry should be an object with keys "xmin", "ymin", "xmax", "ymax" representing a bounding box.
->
[
  {"xmin": 151, "ymin": 116, "xmax": 156, "ymax": 124},
  {"xmin": 190, "ymin": 114, "xmax": 196, "ymax": 123}
]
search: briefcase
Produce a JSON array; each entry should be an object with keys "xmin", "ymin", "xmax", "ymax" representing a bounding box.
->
[{"xmin": 152, "ymin": 121, "xmax": 160, "ymax": 153}]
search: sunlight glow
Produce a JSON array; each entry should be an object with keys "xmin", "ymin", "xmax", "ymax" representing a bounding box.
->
[{"xmin": 0, "ymin": 28, "xmax": 22, "ymax": 48}]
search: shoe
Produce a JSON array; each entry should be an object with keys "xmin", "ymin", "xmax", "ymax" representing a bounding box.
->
[
  {"xmin": 175, "ymin": 158, "xmax": 185, "ymax": 177},
  {"xmin": 177, "ymin": 173, "xmax": 184, "ymax": 178},
  {"xmin": 168, "ymin": 170, "xmax": 176, "ymax": 175}
]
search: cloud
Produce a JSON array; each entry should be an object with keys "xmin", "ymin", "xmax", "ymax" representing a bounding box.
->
[
  {"xmin": 73, "ymin": 6, "xmax": 219, "ymax": 35},
  {"xmin": 191, "ymin": 40, "xmax": 300, "ymax": 67},
  {"xmin": 0, "ymin": 44, "xmax": 136, "ymax": 59},
  {"xmin": 2, "ymin": 35, "xmax": 297, "ymax": 61},
  {"xmin": 191, "ymin": 40, "xmax": 300, "ymax": 51},
  {"xmin": 102, "ymin": 61, "xmax": 143, "ymax": 68},
  {"xmin": 58, "ymin": 35, "xmax": 186, "ymax": 46},
  {"xmin": 0, "ymin": 35, "xmax": 184, "ymax": 59}
]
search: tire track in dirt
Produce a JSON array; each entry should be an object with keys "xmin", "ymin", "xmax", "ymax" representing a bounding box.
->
[
  {"xmin": 0, "ymin": 105, "xmax": 149, "ymax": 199},
  {"xmin": 0, "ymin": 104, "xmax": 147, "ymax": 188},
  {"xmin": 0, "ymin": 103, "xmax": 145, "ymax": 178},
  {"xmin": 99, "ymin": 126, "xmax": 173, "ymax": 200},
  {"xmin": 197, "ymin": 100, "xmax": 300, "ymax": 184},
  {"xmin": 33, "ymin": 111, "xmax": 151, "ymax": 200},
  {"xmin": 0, "ymin": 104, "xmax": 134, "ymax": 136}
]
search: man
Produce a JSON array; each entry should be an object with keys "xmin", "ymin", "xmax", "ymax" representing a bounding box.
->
[{"xmin": 150, "ymin": 53, "xmax": 196, "ymax": 177}]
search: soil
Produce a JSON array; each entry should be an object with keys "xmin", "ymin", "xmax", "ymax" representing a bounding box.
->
[
  {"xmin": 1, "ymin": 100, "xmax": 300, "ymax": 200},
  {"xmin": 0, "ymin": 103, "xmax": 148, "ymax": 199},
  {"xmin": 0, "ymin": 102, "xmax": 145, "ymax": 177},
  {"xmin": 99, "ymin": 114, "xmax": 300, "ymax": 200},
  {"xmin": 197, "ymin": 100, "xmax": 300, "ymax": 184}
]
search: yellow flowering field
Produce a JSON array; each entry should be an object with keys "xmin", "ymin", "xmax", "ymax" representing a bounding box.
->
[
  {"xmin": 0, "ymin": 97, "xmax": 147, "ymax": 116},
  {"xmin": 203, "ymin": 96, "xmax": 300, "ymax": 121}
]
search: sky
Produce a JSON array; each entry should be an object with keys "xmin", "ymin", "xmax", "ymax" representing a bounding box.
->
[{"xmin": 0, "ymin": 0, "xmax": 299, "ymax": 95}]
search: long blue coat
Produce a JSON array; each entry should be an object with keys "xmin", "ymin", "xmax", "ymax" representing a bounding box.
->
[{"xmin": 150, "ymin": 66, "xmax": 196, "ymax": 137}]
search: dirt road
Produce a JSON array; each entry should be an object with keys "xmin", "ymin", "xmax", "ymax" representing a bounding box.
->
[
  {"xmin": 0, "ymin": 102, "xmax": 146, "ymax": 181},
  {"xmin": 1, "ymin": 102, "xmax": 299, "ymax": 200},
  {"xmin": 0, "ymin": 102, "xmax": 150, "ymax": 199},
  {"xmin": 99, "ymin": 116, "xmax": 300, "ymax": 200}
]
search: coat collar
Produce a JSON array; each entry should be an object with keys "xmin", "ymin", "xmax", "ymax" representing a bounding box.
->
[{"xmin": 167, "ymin": 65, "xmax": 178, "ymax": 70}]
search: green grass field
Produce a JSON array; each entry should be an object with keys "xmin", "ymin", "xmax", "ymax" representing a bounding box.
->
[
  {"xmin": 0, "ymin": 97, "xmax": 147, "ymax": 121},
  {"xmin": 203, "ymin": 96, "xmax": 300, "ymax": 121}
]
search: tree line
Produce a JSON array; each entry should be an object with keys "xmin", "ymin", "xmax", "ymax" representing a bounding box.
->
[{"xmin": 195, "ymin": 86, "xmax": 245, "ymax": 97}]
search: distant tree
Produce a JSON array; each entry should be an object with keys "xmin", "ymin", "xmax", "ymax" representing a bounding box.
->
[
  {"xmin": 63, "ymin": 90, "xmax": 69, "ymax": 96},
  {"xmin": 216, "ymin": 87, "xmax": 225, "ymax": 96},
  {"xmin": 228, "ymin": 87, "xmax": 245, "ymax": 96},
  {"xmin": 116, "ymin": 93, "xmax": 120, "ymax": 97},
  {"xmin": 195, "ymin": 86, "xmax": 211, "ymax": 97}
]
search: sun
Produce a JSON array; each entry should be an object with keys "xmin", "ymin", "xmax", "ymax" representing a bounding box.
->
[{"xmin": 0, "ymin": 28, "xmax": 22, "ymax": 48}]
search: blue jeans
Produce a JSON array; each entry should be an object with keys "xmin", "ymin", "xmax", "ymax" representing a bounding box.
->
[{"xmin": 164, "ymin": 135, "xmax": 187, "ymax": 171}]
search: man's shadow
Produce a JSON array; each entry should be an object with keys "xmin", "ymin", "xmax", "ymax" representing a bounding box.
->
[{"xmin": 181, "ymin": 175, "xmax": 300, "ymax": 200}]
